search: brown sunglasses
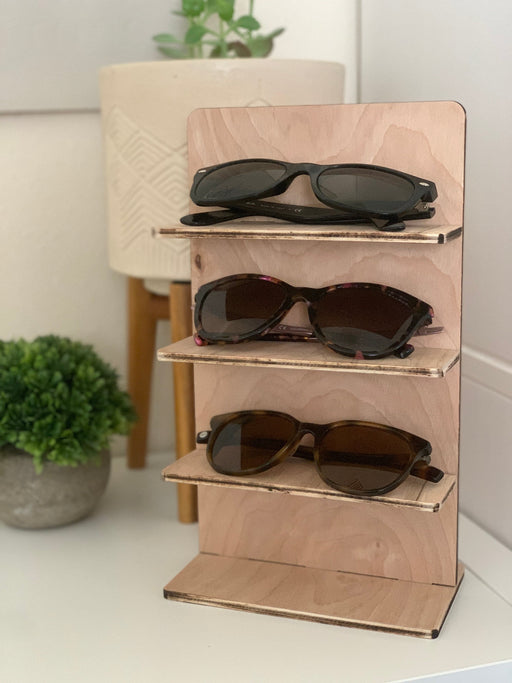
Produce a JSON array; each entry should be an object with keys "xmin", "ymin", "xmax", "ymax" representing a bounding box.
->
[
  {"xmin": 197, "ymin": 411, "xmax": 443, "ymax": 497},
  {"xmin": 194, "ymin": 274, "xmax": 441, "ymax": 360}
]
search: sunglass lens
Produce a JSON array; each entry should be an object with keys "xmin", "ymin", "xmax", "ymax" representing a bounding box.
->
[
  {"xmin": 196, "ymin": 160, "xmax": 287, "ymax": 202},
  {"xmin": 317, "ymin": 167, "xmax": 414, "ymax": 213},
  {"xmin": 318, "ymin": 424, "xmax": 414, "ymax": 493},
  {"xmin": 314, "ymin": 286, "xmax": 415, "ymax": 357},
  {"xmin": 199, "ymin": 278, "xmax": 287, "ymax": 339},
  {"xmin": 210, "ymin": 414, "xmax": 296, "ymax": 474}
]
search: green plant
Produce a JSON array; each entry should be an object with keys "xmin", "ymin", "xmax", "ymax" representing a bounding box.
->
[
  {"xmin": 0, "ymin": 336, "xmax": 137, "ymax": 472},
  {"xmin": 153, "ymin": 0, "xmax": 284, "ymax": 59}
]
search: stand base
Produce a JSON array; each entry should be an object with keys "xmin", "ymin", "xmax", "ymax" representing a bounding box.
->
[{"xmin": 164, "ymin": 554, "xmax": 464, "ymax": 639}]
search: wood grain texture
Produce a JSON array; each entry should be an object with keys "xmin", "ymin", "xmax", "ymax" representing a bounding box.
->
[
  {"xmin": 157, "ymin": 222, "xmax": 462, "ymax": 244},
  {"xmin": 191, "ymin": 363, "xmax": 460, "ymax": 475},
  {"xmin": 169, "ymin": 281, "xmax": 197, "ymax": 523},
  {"xmin": 158, "ymin": 337, "xmax": 459, "ymax": 379},
  {"xmin": 162, "ymin": 450, "xmax": 456, "ymax": 512},
  {"xmin": 159, "ymin": 102, "xmax": 464, "ymax": 628},
  {"xmin": 127, "ymin": 277, "xmax": 169, "ymax": 469},
  {"xmin": 164, "ymin": 554, "xmax": 464, "ymax": 638},
  {"xmin": 183, "ymin": 101, "xmax": 465, "ymax": 227},
  {"xmin": 197, "ymin": 485, "xmax": 458, "ymax": 585}
]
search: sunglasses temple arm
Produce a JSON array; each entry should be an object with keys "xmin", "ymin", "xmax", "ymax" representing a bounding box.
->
[
  {"xmin": 258, "ymin": 320, "xmax": 443, "ymax": 356},
  {"xmin": 394, "ymin": 323, "xmax": 444, "ymax": 358},
  {"xmin": 198, "ymin": 433, "xmax": 445, "ymax": 484},
  {"xmin": 181, "ymin": 208, "xmax": 250, "ymax": 226},
  {"xmin": 196, "ymin": 432, "xmax": 316, "ymax": 457},
  {"xmin": 181, "ymin": 208, "xmax": 412, "ymax": 231},
  {"xmin": 294, "ymin": 449, "xmax": 445, "ymax": 484},
  {"xmin": 194, "ymin": 327, "xmax": 318, "ymax": 347},
  {"xmin": 181, "ymin": 201, "xmax": 373, "ymax": 227},
  {"xmin": 263, "ymin": 323, "xmax": 319, "ymax": 343},
  {"xmin": 415, "ymin": 324, "xmax": 444, "ymax": 336},
  {"xmin": 196, "ymin": 431, "xmax": 210, "ymax": 444},
  {"xmin": 410, "ymin": 462, "xmax": 445, "ymax": 483}
]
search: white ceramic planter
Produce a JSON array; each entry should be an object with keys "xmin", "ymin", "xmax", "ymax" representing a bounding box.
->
[{"xmin": 99, "ymin": 59, "xmax": 344, "ymax": 282}]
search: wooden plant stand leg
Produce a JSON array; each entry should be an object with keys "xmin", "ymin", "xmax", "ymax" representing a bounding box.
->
[
  {"xmin": 169, "ymin": 281, "xmax": 198, "ymax": 523},
  {"xmin": 127, "ymin": 277, "xmax": 169, "ymax": 468}
]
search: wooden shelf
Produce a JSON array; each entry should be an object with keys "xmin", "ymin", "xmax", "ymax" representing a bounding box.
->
[
  {"xmin": 162, "ymin": 450, "xmax": 456, "ymax": 512},
  {"xmin": 156, "ymin": 221, "xmax": 462, "ymax": 244},
  {"xmin": 164, "ymin": 554, "xmax": 464, "ymax": 639},
  {"xmin": 160, "ymin": 101, "xmax": 466, "ymax": 637},
  {"xmin": 158, "ymin": 337, "xmax": 460, "ymax": 378}
]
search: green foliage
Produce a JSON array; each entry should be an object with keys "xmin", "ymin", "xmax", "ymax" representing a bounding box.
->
[
  {"xmin": 0, "ymin": 336, "xmax": 137, "ymax": 472},
  {"xmin": 153, "ymin": 0, "xmax": 284, "ymax": 59}
]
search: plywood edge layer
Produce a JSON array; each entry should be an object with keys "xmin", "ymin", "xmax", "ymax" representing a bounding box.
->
[
  {"xmin": 162, "ymin": 451, "xmax": 457, "ymax": 512},
  {"xmin": 157, "ymin": 338, "xmax": 460, "ymax": 379},
  {"xmin": 155, "ymin": 224, "xmax": 462, "ymax": 244},
  {"xmin": 163, "ymin": 554, "xmax": 465, "ymax": 639}
]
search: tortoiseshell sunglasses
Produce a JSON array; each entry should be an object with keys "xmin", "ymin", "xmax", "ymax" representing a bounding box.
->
[
  {"xmin": 197, "ymin": 411, "xmax": 443, "ymax": 496},
  {"xmin": 181, "ymin": 160, "xmax": 437, "ymax": 232},
  {"xmin": 194, "ymin": 274, "xmax": 439, "ymax": 359}
]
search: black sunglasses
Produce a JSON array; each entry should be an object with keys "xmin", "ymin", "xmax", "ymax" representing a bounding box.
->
[
  {"xmin": 194, "ymin": 274, "xmax": 440, "ymax": 360},
  {"xmin": 181, "ymin": 160, "xmax": 437, "ymax": 232},
  {"xmin": 197, "ymin": 411, "xmax": 443, "ymax": 497}
]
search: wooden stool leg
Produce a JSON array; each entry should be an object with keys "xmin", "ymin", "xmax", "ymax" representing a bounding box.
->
[
  {"xmin": 127, "ymin": 277, "xmax": 169, "ymax": 468},
  {"xmin": 169, "ymin": 281, "xmax": 198, "ymax": 523}
]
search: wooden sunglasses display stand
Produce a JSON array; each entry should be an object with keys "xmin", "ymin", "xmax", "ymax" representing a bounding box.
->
[{"xmin": 157, "ymin": 101, "xmax": 466, "ymax": 638}]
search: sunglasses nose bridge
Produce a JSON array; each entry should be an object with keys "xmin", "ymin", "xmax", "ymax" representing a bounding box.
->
[
  {"xmin": 290, "ymin": 287, "xmax": 318, "ymax": 304},
  {"xmin": 287, "ymin": 162, "xmax": 317, "ymax": 174},
  {"xmin": 297, "ymin": 421, "xmax": 322, "ymax": 441}
]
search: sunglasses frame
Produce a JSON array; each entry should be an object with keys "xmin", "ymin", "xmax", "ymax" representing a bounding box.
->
[
  {"xmin": 198, "ymin": 410, "xmax": 442, "ymax": 497},
  {"xmin": 189, "ymin": 159, "xmax": 437, "ymax": 222},
  {"xmin": 194, "ymin": 274, "xmax": 434, "ymax": 360}
]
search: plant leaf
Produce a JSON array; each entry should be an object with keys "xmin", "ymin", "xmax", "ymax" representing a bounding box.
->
[
  {"xmin": 0, "ymin": 336, "xmax": 136, "ymax": 468},
  {"xmin": 182, "ymin": 0, "xmax": 205, "ymax": 18},
  {"xmin": 246, "ymin": 35, "xmax": 273, "ymax": 57},
  {"xmin": 226, "ymin": 41, "xmax": 252, "ymax": 57},
  {"xmin": 152, "ymin": 33, "xmax": 178, "ymax": 43},
  {"xmin": 236, "ymin": 15, "xmax": 260, "ymax": 31},
  {"xmin": 267, "ymin": 27, "xmax": 285, "ymax": 40},
  {"xmin": 158, "ymin": 46, "xmax": 187, "ymax": 58},
  {"xmin": 215, "ymin": 0, "xmax": 234, "ymax": 21},
  {"xmin": 185, "ymin": 24, "xmax": 209, "ymax": 44}
]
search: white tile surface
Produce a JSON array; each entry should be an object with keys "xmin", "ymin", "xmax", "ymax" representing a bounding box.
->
[{"xmin": 1, "ymin": 453, "xmax": 511, "ymax": 683}]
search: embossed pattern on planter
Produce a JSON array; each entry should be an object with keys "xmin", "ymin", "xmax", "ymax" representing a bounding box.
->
[{"xmin": 100, "ymin": 61, "xmax": 345, "ymax": 281}]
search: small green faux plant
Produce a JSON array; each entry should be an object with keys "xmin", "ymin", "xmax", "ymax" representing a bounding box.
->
[
  {"xmin": 153, "ymin": 0, "xmax": 284, "ymax": 59},
  {"xmin": 0, "ymin": 336, "xmax": 137, "ymax": 472}
]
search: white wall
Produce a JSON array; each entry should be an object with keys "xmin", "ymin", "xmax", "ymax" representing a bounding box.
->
[
  {"xmin": 0, "ymin": 0, "xmax": 179, "ymax": 111},
  {"xmin": 361, "ymin": 0, "xmax": 512, "ymax": 548},
  {"xmin": 0, "ymin": 1, "xmax": 357, "ymax": 458},
  {"xmin": 0, "ymin": 112, "xmax": 175, "ymax": 457},
  {"xmin": 1, "ymin": 0, "xmax": 358, "ymax": 110}
]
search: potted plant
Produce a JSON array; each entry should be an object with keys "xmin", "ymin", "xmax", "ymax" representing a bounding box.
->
[
  {"xmin": 152, "ymin": 0, "xmax": 284, "ymax": 59},
  {"xmin": 0, "ymin": 335, "xmax": 137, "ymax": 529}
]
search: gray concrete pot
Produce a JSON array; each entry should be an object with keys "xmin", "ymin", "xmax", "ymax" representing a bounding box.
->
[{"xmin": 0, "ymin": 446, "xmax": 111, "ymax": 529}]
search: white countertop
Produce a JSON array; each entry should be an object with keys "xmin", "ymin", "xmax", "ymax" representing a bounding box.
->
[{"xmin": 2, "ymin": 453, "xmax": 511, "ymax": 683}]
